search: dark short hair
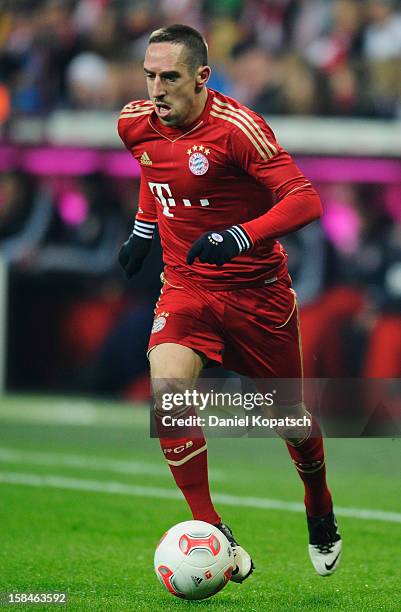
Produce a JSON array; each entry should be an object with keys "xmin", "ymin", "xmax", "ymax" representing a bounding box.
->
[{"xmin": 148, "ymin": 24, "xmax": 208, "ymax": 73}]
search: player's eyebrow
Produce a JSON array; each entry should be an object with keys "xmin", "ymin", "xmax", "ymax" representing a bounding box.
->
[{"xmin": 143, "ymin": 68, "xmax": 181, "ymax": 79}]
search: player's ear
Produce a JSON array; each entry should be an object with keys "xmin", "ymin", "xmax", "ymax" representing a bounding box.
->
[{"xmin": 196, "ymin": 65, "xmax": 211, "ymax": 89}]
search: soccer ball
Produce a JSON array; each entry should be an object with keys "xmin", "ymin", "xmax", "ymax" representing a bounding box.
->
[{"xmin": 154, "ymin": 520, "xmax": 234, "ymax": 600}]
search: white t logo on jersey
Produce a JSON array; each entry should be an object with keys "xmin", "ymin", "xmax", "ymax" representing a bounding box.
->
[
  {"xmin": 148, "ymin": 182, "xmax": 210, "ymax": 218},
  {"xmin": 148, "ymin": 182, "xmax": 175, "ymax": 217}
]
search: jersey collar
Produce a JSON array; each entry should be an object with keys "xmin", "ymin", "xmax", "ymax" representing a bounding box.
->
[{"xmin": 148, "ymin": 88, "xmax": 214, "ymax": 142}]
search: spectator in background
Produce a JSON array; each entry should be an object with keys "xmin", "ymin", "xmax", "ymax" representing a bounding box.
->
[
  {"xmin": 368, "ymin": 57, "xmax": 401, "ymax": 118},
  {"xmin": 26, "ymin": 171, "xmax": 161, "ymax": 396},
  {"xmin": 32, "ymin": 172, "xmax": 124, "ymax": 276},
  {"xmin": 240, "ymin": 0, "xmax": 297, "ymax": 53},
  {"xmin": 0, "ymin": 170, "xmax": 52, "ymax": 390},
  {"xmin": 12, "ymin": 0, "xmax": 81, "ymax": 113},
  {"xmin": 66, "ymin": 51, "xmax": 117, "ymax": 109},
  {"xmin": 81, "ymin": 176, "xmax": 163, "ymax": 398},
  {"xmin": 363, "ymin": 0, "xmax": 401, "ymax": 60},
  {"xmin": 121, "ymin": 1, "xmax": 161, "ymax": 49},
  {"xmin": 159, "ymin": 0, "xmax": 204, "ymax": 31},
  {"xmin": 348, "ymin": 188, "xmax": 401, "ymax": 377},
  {"xmin": 74, "ymin": 2, "xmax": 120, "ymax": 59},
  {"xmin": 8, "ymin": 170, "xmax": 129, "ymax": 391},
  {"xmin": 363, "ymin": 215, "xmax": 401, "ymax": 377},
  {"xmin": 1, "ymin": 0, "xmax": 400, "ymax": 118},
  {"xmin": 282, "ymin": 221, "xmax": 331, "ymax": 306},
  {"xmin": 292, "ymin": 0, "xmax": 332, "ymax": 51},
  {"xmin": 57, "ymin": 176, "xmax": 163, "ymax": 398},
  {"xmin": 204, "ymin": 14, "xmax": 239, "ymax": 95},
  {"xmin": 363, "ymin": 0, "xmax": 401, "ymax": 117},
  {"xmin": 319, "ymin": 63, "xmax": 373, "ymax": 117},
  {"xmin": 204, "ymin": 0, "xmax": 243, "ymax": 19},
  {"xmin": 0, "ymin": 6, "xmax": 43, "ymax": 113},
  {"xmin": 300, "ymin": 182, "xmax": 401, "ymax": 378},
  {"xmin": 0, "ymin": 171, "xmax": 52, "ymax": 264},
  {"xmin": 276, "ymin": 52, "xmax": 316, "ymax": 114},
  {"xmin": 229, "ymin": 45, "xmax": 280, "ymax": 109},
  {"xmin": 299, "ymin": 183, "xmax": 368, "ymax": 377},
  {"xmin": 0, "ymin": 82, "xmax": 10, "ymax": 123},
  {"xmin": 301, "ymin": 0, "xmax": 364, "ymax": 70},
  {"xmin": 229, "ymin": 45, "xmax": 317, "ymax": 115}
]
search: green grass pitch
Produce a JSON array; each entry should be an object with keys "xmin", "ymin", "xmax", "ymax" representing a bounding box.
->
[{"xmin": 0, "ymin": 394, "xmax": 400, "ymax": 611}]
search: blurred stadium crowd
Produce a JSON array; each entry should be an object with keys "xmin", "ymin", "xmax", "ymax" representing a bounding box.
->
[
  {"xmin": 2, "ymin": 168, "xmax": 401, "ymax": 395},
  {"xmin": 0, "ymin": 0, "xmax": 401, "ymax": 397},
  {"xmin": 0, "ymin": 0, "xmax": 401, "ymax": 120}
]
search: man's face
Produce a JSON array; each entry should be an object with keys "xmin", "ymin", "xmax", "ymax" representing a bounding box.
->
[{"xmin": 144, "ymin": 42, "xmax": 202, "ymax": 127}]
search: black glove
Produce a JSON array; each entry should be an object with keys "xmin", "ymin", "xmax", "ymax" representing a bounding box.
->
[
  {"xmin": 186, "ymin": 225, "xmax": 252, "ymax": 266},
  {"xmin": 118, "ymin": 219, "xmax": 155, "ymax": 277}
]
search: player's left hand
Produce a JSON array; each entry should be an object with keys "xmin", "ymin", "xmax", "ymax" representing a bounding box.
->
[{"xmin": 186, "ymin": 225, "xmax": 252, "ymax": 266}]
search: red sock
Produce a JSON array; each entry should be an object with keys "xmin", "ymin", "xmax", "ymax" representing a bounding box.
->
[
  {"xmin": 285, "ymin": 424, "xmax": 332, "ymax": 517},
  {"xmin": 157, "ymin": 409, "xmax": 220, "ymax": 525}
]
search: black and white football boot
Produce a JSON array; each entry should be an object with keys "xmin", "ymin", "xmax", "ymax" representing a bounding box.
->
[
  {"xmin": 307, "ymin": 511, "xmax": 342, "ymax": 576},
  {"xmin": 215, "ymin": 522, "xmax": 254, "ymax": 583}
]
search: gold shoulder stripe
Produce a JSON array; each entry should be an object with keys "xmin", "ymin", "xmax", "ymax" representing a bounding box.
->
[
  {"xmin": 121, "ymin": 101, "xmax": 154, "ymax": 113},
  {"xmin": 123, "ymin": 100, "xmax": 153, "ymax": 107},
  {"xmin": 121, "ymin": 107, "xmax": 153, "ymax": 115},
  {"xmin": 213, "ymin": 97, "xmax": 277, "ymax": 156},
  {"xmin": 119, "ymin": 109, "xmax": 153, "ymax": 120},
  {"xmin": 210, "ymin": 110, "xmax": 268, "ymax": 160},
  {"xmin": 213, "ymin": 98, "xmax": 276, "ymax": 156},
  {"xmin": 212, "ymin": 103, "xmax": 272, "ymax": 159},
  {"xmin": 120, "ymin": 106, "xmax": 153, "ymax": 114}
]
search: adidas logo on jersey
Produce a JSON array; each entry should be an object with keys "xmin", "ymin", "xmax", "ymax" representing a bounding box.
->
[{"xmin": 140, "ymin": 151, "xmax": 152, "ymax": 165}]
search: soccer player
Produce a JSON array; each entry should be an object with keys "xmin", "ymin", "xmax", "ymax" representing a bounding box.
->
[{"xmin": 118, "ymin": 24, "xmax": 342, "ymax": 582}]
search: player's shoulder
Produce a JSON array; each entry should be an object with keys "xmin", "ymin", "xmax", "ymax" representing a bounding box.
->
[
  {"xmin": 119, "ymin": 99, "xmax": 154, "ymax": 121},
  {"xmin": 118, "ymin": 99, "xmax": 154, "ymax": 142},
  {"xmin": 209, "ymin": 90, "xmax": 278, "ymax": 159},
  {"xmin": 210, "ymin": 90, "xmax": 272, "ymax": 130}
]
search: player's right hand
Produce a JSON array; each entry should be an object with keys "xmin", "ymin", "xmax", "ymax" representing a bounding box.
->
[
  {"xmin": 118, "ymin": 220, "xmax": 155, "ymax": 277},
  {"xmin": 186, "ymin": 226, "xmax": 252, "ymax": 266}
]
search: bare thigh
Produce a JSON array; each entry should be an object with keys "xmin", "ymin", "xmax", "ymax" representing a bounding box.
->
[
  {"xmin": 149, "ymin": 343, "xmax": 204, "ymax": 379},
  {"xmin": 149, "ymin": 343, "xmax": 204, "ymax": 418}
]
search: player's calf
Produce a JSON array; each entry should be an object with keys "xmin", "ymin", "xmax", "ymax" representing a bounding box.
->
[{"xmin": 151, "ymin": 378, "xmax": 221, "ymax": 526}]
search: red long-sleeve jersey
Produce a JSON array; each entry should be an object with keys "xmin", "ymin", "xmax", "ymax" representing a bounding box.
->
[{"xmin": 118, "ymin": 88, "xmax": 322, "ymax": 290}]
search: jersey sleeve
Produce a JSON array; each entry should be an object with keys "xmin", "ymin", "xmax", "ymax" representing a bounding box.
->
[
  {"xmin": 117, "ymin": 99, "xmax": 154, "ymax": 150},
  {"xmin": 229, "ymin": 114, "xmax": 322, "ymax": 244},
  {"xmin": 117, "ymin": 101, "xmax": 158, "ymax": 224},
  {"xmin": 137, "ymin": 174, "xmax": 158, "ymax": 223}
]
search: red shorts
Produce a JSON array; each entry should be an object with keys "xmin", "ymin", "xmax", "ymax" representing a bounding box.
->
[{"xmin": 148, "ymin": 269, "xmax": 302, "ymax": 379}]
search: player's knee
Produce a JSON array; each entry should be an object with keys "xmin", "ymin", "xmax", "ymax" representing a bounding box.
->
[
  {"xmin": 152, "ymin": 378, "xmax": 192, "ymax": 420},
  {"xmin": 269, "ymin": 402, "xmax": 313, "ymax": 443},
  {"xmin": 150, "ymin": 344, "xmax": 203, "ymax": 419}
]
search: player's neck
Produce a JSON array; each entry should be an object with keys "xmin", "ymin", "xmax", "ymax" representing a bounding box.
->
[{"xmin": 179, "ymin": 88, "xmax": 209, "ymax": 129}]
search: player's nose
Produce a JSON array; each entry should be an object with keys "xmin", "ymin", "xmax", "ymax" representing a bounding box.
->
[{"xmin": 153, "ymin": 76, "xmax": 166, "ymax": 98}]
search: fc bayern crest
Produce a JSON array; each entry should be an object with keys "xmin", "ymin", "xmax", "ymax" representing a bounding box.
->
[
  {"xmin": 187, "ymin": 144, "xmax": 210, "ymax": 176},
  {"xmin": 151, "ymin": 312, "xmax": 169, "ymax": 334},
  {"xmin": 189, "ymin": 152, "xmax": 209, "ymax": 176}
]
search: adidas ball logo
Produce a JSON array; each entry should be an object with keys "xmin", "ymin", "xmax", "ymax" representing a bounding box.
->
[{"xmin": 191, "ymin": 575, "xmax": 203, "ymax": 587}]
